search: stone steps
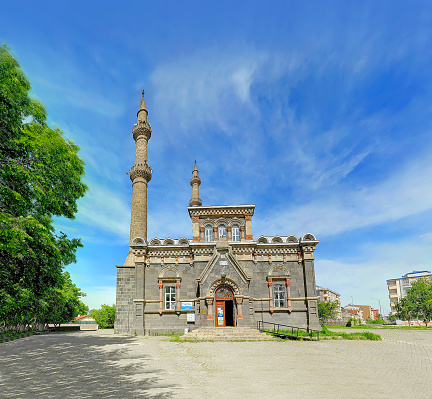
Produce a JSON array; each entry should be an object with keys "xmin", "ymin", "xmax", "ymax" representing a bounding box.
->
[{"xmin": 179, "ymin": 327, "xmax": 276, "ymax": 341}]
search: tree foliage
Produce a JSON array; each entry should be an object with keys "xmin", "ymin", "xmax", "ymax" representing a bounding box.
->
[
  {"xmin": 0, "ymin": 44, "xmax": 87, "ymax": 332},
  {"xmin": 42, "ymin": 272, "xmax": 89, "ymax": 326},
  {"xmin": 318, "ymin": 300, "xmax": 339, "ymax": 325},
  {"xmin": 90, "ymin": 305, "xmax": 116, "ymax": 328},
  {"xmin": 395, "ymin": 278, "xmax": 432, "ymax": 326}
]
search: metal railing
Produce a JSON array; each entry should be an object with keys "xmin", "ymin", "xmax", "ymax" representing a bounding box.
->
[{"xmin": 257, "ymin": 321, "xmax": 320, "ymax": 341}]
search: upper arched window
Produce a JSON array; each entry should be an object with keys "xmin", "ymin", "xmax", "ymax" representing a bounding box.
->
[
  {"xmin": 205, "ymin": 225, "xmax": 213, "ymax": 242},
  {"xmin": 218, "ymin": 225, "xmax": 227, "ymax": 239},
  {"xmin": 232, "ymin": 225, "xmax": 240, "ymax": 241}
]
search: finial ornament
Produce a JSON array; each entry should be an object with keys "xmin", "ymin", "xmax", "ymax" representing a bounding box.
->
[{"xmin": 142, "ymin": 89, "xmax": 145, "ymax": 97}]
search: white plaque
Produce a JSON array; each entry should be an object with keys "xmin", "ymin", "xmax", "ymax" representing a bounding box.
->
[{"xmin": 187, "ymin": 313, "xmax": 195, "ymax": 322}]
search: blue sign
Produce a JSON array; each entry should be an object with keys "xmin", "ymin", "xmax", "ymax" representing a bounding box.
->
[{"xmin": 181, "ymin": 302, "xmax": 193, "ymax": 310}]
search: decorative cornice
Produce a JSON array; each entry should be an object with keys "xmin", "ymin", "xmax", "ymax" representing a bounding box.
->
[
  {"xmin": 130, "ymin": 163, "xmax": 152, "ymax": 182},
  {"xmin": 188, "ymin": 204, "xmax": 255, "ymax": 218}
]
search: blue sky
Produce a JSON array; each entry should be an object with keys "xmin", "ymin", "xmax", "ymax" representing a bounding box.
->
[{"xmin": 2, "ymin": 1, "xmax": 432, "ymax": 314}]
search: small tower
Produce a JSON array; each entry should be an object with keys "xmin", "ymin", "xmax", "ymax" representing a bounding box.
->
[
  {"xmin": 129, "ymin": 90, "xmax": 153, "ymax": 243},
  {"xmin": 189, "ymin": 160, "xmax": 202, "ymax": 207}
]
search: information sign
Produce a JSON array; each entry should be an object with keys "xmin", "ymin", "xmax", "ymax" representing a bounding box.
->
[
  {"xmin": 187, "ymin": 313, "xmax": 195, "ymax": 322},
  {"xmin": 181, "ymin": 302, "xmax": 193, "ymax": 310}
]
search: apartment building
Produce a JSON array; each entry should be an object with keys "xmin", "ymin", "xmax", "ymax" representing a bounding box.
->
[
  {"xmin": 316, "ymin": 286, "xmax": 341, "ymax": 318},
  {"xmin": 387, "ymin": 271, "xmax": 432, "ymax": 315}
]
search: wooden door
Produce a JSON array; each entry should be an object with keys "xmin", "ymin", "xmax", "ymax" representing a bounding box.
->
[
  {"xmin": 216, "ymin": 301, "xmax": 225, "ymax": 327},
  {"xmin": 215, "ymin": 286, "xmax": 234, "ymax": 327}
]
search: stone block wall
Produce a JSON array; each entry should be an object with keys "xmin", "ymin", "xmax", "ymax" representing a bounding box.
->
[
  {"xmin": 115, "ymin": 242, "xmax": 320, "ymax": 335},
  {"xmin": 114, "ymin": 266, "xmax": 135, "ymax": 334}
]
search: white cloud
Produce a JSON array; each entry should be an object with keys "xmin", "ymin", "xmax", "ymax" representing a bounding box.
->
[
  {"xmin": 255, "ymin": 153, "xmax": 432, "ymax": 238},
  {"xmin": 75, "ymin": 181, "xmax": 130, "ymax": 240},
  {"xmin": 316, "ymin": 235, "xmax": 432, "ymax": 315},
  {"xmin": 150, "ymin": 47, "xmax": 283, "ymax": 133}
]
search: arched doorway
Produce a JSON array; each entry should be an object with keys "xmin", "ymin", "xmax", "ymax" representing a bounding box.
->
[{"xmin": 215, "ymin": 286, "xmax": 235, "ymax": 327}]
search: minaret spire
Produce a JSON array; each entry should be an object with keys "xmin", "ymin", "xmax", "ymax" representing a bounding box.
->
[
  {"xmin": 137, "ymin": 89, "xmax": 148, "ymax": 123},
  {"xmin": 189, "ymin": 160, "xmax": 202, "ymax": 207},
  {"xmin": 129, "ymin": 90, "xmax": 152, "ymax": 243}
]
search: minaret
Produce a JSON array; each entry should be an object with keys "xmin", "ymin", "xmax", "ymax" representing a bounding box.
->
[
  {"xmin": 189, "ymin": 160, "xmax": 202, "ymax": 207},
  {"xmin": 129, "ymin": 90, "xmax": 153, "ymax": 242}
]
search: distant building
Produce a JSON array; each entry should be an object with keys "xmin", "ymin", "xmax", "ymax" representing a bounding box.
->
[
  {"xmin": 63, "ymin": 315, "xmax": 98, "ymax": 331},
  {"xmin": 387, "ymin": 271, "xmax": 432, "ymax": 315},
  {"xmin": 341, "ymin": 305, "xmax": 363, "ymax": 322},
  {"xmin": 316, "ymin": 286, "xmax": 341, "ymax": 318},
  {"xmin": 348, "ymin": 304, "xmax": 373, "ymax": 320},
  {"xmin": 371, "ymin": 308, "xmax": 379, "ymax": 320}
]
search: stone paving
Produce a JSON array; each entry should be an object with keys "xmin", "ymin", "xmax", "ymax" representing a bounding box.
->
[{"xmin": 0, "ymin": 328, "xmax": 431, "ymax": 398}]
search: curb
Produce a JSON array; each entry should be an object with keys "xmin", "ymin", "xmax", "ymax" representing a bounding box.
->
[{"xmin": 0, "ymin": 330, "xmax": 52, "ymax": 344}]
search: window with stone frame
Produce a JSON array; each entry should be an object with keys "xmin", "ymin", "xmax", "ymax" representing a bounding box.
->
[
  {"xmin": 205, "ymin": 225, "xmax": 213, "ymax": 242},
  {"xmin": 218, "ymin": 224, "xmax": 227, "ymax": 239},
  {"xmin": 273, "ymin": 283, "xmax": 286, "ymax": 308},
  {"xmin": 231, "ymin": 225, "xmax": 240, "ymax": 241},
  {"xmin": 164, "ymin": 286, "xmax": 176, "ymax": 310}
]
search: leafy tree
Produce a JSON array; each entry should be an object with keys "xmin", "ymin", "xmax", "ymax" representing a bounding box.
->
[
  {"xmin": 90, "ymin": 305, "xmax": 116, "ymax": 328},
  {"xmin": 41, "ymin": 272, "xmax": 88, "ymax": 326},
  {"xmin": 404, "ymin": 278, "xmax": 432, "ymax": 326},
  {"xmin": 387, "ymin": 314, "xmax": 396, "ymax": 322},
  {"xmin": 395, "ymin": 297, "xmax": 414, "ymax": 327},
  {"xmin": 0, "ymin": 44, "xmax": 87, "ymax": 331},
  {"xmin": 318, "ymin": 300, "xmax": 339, "ymax": 325},
  {"xmin": 366, "ymin": 314, "xmax": 385, "ymax": 324}
]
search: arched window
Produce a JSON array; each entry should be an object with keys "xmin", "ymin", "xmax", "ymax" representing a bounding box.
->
[
  {"xmin": 205, "ymin": 225, "xmax": 213, "ymax": 242},
  {"xmin": 232, "ymin": 225, "xmax": 240, "ymax": 241},
  {"xmin": 218, "ymin": 224, "xmax": 226, "ymax": 239}
]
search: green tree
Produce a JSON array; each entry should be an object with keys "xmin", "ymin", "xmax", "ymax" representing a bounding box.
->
[
  {"xmin": 0, "ymin": 45, "xmax": 87, "ymax": 331},
  {"xmin": 90, "ymin": 305, "xmax": 116, "ymax": 328},
  {"xmin": 404, "ymin": 278, "xmax": 432, "ymax": 326},
  {"xmin": 41, "ymin": 272, "xmax": 88, "ymax": 326},
  {"xmin": 395, "ymin": 297, "xmax": 414, "ymax": 327},
  {"xmin": 318, "ymin": 300, "xmax": 339, "ymax": 325}
]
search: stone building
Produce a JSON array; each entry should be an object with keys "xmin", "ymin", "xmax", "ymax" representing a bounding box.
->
[{"xmin": 114, "ymin": 92, "xmax": 320, "ymax": 335}]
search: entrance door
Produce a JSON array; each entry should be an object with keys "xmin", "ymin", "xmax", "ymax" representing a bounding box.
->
[{"xmin": 215, "ymin": 286, "xmax": 235, "ymax": 327}]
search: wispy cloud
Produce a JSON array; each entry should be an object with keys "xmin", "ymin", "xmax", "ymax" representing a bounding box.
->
[
  {"xmin": 255, "ymin": 152, "xmax": 432, "ymax": 238},
  {"xmin": 317, "ymin": 234, "xmax": 432, "ymax": 314},
  {"xmin": 74, "ymin": 181, "xmax": 130, "ymax": 241}
]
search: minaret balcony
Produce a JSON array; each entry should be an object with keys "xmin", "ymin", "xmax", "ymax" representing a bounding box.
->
[
  {"xmin": 190, "ymin": 176, "xmax": 201, "ymax": 186},
  {"xmin": 132, "ymin": 121, "xmax": 152, "ymax": 141},
  {"xmin": 189, "ymin": 198, "xmax": 202, "ymax": 207},
  {"xmin": 129, "ymin": 163, "xmax": 152, "ymax": 182}
]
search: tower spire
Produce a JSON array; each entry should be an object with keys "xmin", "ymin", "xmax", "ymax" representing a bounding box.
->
[
  {"xmin": 129, "ymin": 90, "xmax": 152, "ymax": 243},
  {"xmin": 137, "ymin": 89, "xmax": 148, "ymax": 123},
  {"xmin": 189, "ymin": 160, "xmax": 202, "ymax": 207}
]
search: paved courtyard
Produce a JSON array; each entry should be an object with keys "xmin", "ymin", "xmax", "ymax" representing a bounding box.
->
[{"xmin": 1, "ymin": 328, "xmax": 431, "ymax": 398}]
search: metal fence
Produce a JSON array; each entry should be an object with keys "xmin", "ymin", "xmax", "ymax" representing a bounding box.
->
[{"xmin": 257, "ymin": 320, "xmax": 320, "ymax": 341}]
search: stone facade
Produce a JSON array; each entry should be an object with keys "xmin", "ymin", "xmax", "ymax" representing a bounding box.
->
[{"xmin": 114, "ymin": 93, "xmax": 320, "ymax": 335}]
